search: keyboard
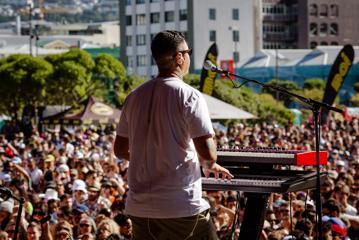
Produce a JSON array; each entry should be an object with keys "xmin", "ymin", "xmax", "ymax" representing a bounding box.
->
[
  {"xmin": 217, "ymin": 148, "xmax": 328, "ymax": 166},
  {"xmin": 202, "ymin": 169, "xmax": 327, "ymax": 193}
]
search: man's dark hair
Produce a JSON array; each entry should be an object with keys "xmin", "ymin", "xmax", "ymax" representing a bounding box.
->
[
  {"xmin": 322, "ymin": 199, "xmax": 341, "ymax": 215},
  {"xmin": 151, "ymin": 30, "xmax": 185, "ymax": 70}
]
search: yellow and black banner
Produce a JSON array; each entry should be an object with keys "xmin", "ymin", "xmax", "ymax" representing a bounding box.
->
[
  {"xmin": 321, "ymin": 44, "xmax": 354, "ymax": 122},
  {"xmin": 199, "ymin": 43, "xmax": 218, "ymax": 95}
]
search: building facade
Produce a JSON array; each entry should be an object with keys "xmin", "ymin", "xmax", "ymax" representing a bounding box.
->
[
  {"xmin": 120, "ymin": 0, "xmax": 261, "ymax": 76},
  {"xmin": 297, "ymin": 0, "xmax": 359, "ymax": 49},
  {"xmin": 262, "ymin": 0, "xmax": 359, "ymax": 49},
  {"xmin": 261, "ymin": 0, "xmax": 297, "ymax": 49}
]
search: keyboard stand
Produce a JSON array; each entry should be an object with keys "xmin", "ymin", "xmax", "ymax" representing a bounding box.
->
[{"xmin": 239, "ymin": 192, "xmax": 269, "ymax": 240}]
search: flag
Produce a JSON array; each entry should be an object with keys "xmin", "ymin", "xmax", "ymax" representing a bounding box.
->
[
  {"xmin": 321, "ymin": 44, "xmax": 354, "ymax": 122},
  {"xmin": 199, "ymin": 43, "xmax": 218, "ymax": 95}
]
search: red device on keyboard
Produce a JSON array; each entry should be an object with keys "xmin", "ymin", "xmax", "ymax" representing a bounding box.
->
[{"xmin": 217, "ymin": 148, "xmax": 328, "ymax": 166}]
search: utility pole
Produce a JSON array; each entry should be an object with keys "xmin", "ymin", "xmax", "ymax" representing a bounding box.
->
[{"xmin": 27, "ymin": 0, "xmax": 33, "ymax": 56}]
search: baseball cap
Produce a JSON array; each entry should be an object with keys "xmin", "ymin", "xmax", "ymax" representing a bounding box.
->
[
  {"xmin": 336, "ymin": 160, "xmax": 345, "ymax": 167},
  {"xmin": 59, "ymin": 156, "xmax": 68, "ymax": 165},
  {"xmin": 45, "ymin": 154, "xmax": 55, "ymax": 162},
  {"xmin": 72, "ymin": 179, "xmax": 87, "ymax": 193},
  {"xmin": 88, "ymin": 181, "xmax": 101, "ymax": 192}
]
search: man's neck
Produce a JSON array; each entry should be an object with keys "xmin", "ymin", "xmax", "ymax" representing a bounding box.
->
[{"xmin": 157, "ymin": 69, "xmax": 183, "ymax": 79}]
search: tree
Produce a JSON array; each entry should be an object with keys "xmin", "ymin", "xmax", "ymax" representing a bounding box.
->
[
  {"xmin": 261, "ymin": 79, "xmax": 301, "ymax": 107},
  {"xmin": 45, "ymin": 49, "xmax": 96, "ymax": 105},
  {"xmin": 303, "ymin": 78, "xmax": 325, "ymax": 90},
  {"xmin": 93, "ymin": 54, "xmax": 127, "ymax": 106},
  {"xmin": 353, "ymin": 82, "xmax": 359, "ymax": 93},
  {"xmin": 183, "ymin": 74, "xmax": 201, "ymax": 89},
  {"xmin": 213, "ymin": 78, "xmax": 293, "ymax": 124},
  {"xmin": 0, "ymin": 54, "xmax": 53, "ymax": 116},
  {"xmin": 116, "ymin": 75, "xmax": 145, "ymax": 106}
]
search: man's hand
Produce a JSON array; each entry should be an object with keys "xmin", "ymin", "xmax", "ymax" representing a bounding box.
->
[{"xmin": 202, "ymin": 163, "xmax": 233, "ymax": 180}]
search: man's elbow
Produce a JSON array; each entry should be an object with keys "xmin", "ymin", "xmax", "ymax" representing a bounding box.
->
[{"xmin": 114, "ymin": 135, "xmax": 129, "ymax": 159}]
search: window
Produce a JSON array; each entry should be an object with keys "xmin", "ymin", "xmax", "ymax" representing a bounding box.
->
[
  {"xmin": 126, "ymin": 0, "xmax": 131, "ymax": 5},
  {"xmin": 137, "ymin": 55, "xmax": 146, "ymax": 66},
  {"xmin": 310, "ymin": 4, "xmax": 318, "ymax": 16},
  {"xmin": 165, "ymin": 11, "xmax": 174, "ymax": 22},
  {"xmin": 319, "ymin": 23, "xmax": 328, "ymax": 35},
  {"xmin": 125, "ymin": 36, "xmax": 132, "ymax": 46},
  {"xmin": 320, "ymin": 41, "xmax": 328, "ymax": 46},
  {"xmin": 136, "ymin": 14, "xmax": 146, "ymax": 25},
  {"xmin": 233, "ymin": 30, "xmax": 239, "ymax": 42},
  {"xmin": 136, "ymin": 35, "xmax": 146, "ymax": 45},
  {"xmin": 320, "ymin": 4, "xmax": 328, "ymax": 17},
  {"xmin": 209, "ymin": 30, "xmax": 216, "ymax": 42},
  {"xmin": 233, "ymin": 52, "xmax": 239, "ymax": 63},
  {"xmin": 179, "ymin": 9, "xmax": 187, "ymax": 21},
  {"xmin": 232, "ymin": 9, "xmax": 239, "ymax": 20},
  {"xmin": 331, "ymin": 41, "xmax": 339, "ymax": 46},
  {"xmin": 136, "ymin": 0, "xmax": 145, "ymax": 4},
  {"xmin": 309, "ymin": 23, "xmax": 318, "ymax": 36},
  {"xmin": 209, "ymin": 8, "xmax": 216, "ymax": 20},
  {"xmin": 310, "ymin": 41, "xmax": 318, "ymax": 49},
  {"xmin": 151, "ymin": 12, "xmax": 160, "ymax": 23},
  {"xmin": 126, "ymin": 15, "xmax": 132, "ymax": 26},
  {"xmin": 151, "ymin": 0, "xmax": 160, "ymax": 2},
  {"xmin": 329, "ymin": 23, "xmax": 338, "ymax": 36},
  {"xmin": 128, "ymin": 56, "xmax": 133, "ymax": 67},
  {"xmin": 330, "ymin": 4, "xmax": 339, "ymax": 17}
]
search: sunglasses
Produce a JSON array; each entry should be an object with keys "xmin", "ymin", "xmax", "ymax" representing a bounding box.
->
[{"xmin": 174, "ymin": 48, "xmax": 193, "ymax": 57}]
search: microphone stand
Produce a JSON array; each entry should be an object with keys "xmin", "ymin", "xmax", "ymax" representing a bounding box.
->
[
  {"xmin": 0, "ymin": 188, "xmax": 25, "ymax": 240},
  {"xmin": 219, "ymin": 70, "xmax": 342, "ymax": 240}
]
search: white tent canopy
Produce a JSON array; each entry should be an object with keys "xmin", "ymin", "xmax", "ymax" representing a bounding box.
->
[{"xmin": 202, "ymin": 94, "xmax": 256, "ymax": 119}]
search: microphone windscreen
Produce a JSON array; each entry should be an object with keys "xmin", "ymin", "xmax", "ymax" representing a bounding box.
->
[{"xmin": 203, "ymin": 60, "xmax": 214, "ymax": 71}]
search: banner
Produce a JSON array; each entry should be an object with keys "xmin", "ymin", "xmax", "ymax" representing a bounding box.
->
[
  {"xmin": 220, "ymin": 60, "xmax": 234, "ymax": 80},
  {"xmin": 199, "ymin": 43, "xmax": 218, "ymax": 95},
  {"xmin": 321, "ymin": 44, "xmax": 354, "ymax": 122}
]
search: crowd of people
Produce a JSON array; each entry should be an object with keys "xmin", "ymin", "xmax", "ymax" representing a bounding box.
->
[{"xmin": 0, "ymin": 117, "xmax": 357, "ymax": 240}]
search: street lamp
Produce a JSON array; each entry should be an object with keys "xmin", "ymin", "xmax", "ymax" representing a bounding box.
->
[
  {"xmin": 27, "ymin": 0, "xmax": 34, "ymax": 56},
  {"xmin": 229, "ymin": 26, "xmax": 240, "ymax": 68}
]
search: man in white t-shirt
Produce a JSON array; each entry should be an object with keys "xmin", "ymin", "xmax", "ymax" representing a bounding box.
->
[{"xmin": 114, "ymin": 30, "xmax": 233, "ymax": 240}]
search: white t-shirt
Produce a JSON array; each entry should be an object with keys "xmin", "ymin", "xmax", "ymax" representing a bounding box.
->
[{"xmin": 117, "ymin": 77, "xmax": 214, "ymax": 218}]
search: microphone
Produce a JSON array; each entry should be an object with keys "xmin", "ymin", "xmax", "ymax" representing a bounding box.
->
[{"xmin": 203, "ymin": 60, "xmax": 227, "ymax": 74}]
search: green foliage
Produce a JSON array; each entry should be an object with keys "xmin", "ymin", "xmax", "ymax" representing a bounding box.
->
[
  {"xmin": 183, "ymin": 74, "xmax": 201, "ymax": 89},
  {"xmin": 93, "ymin": 54, "xmax": 126, "ymax": 81},
  {"xmin": 303, "ymin": 78, "xmax": 326, "ymax": 90},
  {"xmin": 302, "ymin": 88, "xmax": 325, "ymax": 102},
  {"xmin": 353, "ymin": 82, "xmax": 359, "ymax": 93},
  {"xmin": 116, "ymin": 75, "xmax": 145, "ymax": 106},
  {"xmin": 212, "ymin": 78, "xmax": 293, "ymax": 124},
  {"xmin": 261, "ymin": 79, "xmax": 301, "ymax": 107},
  {"xmin": 45, "ymin": 49, "xmax": 96, "ymax": 105},
  {"xmin": 0, "ymin": 55, "xmax": 53, "ymax": 114},
  {"xmin": 350, "ymin": 93, "xmax": 359, "ymax": 106}
]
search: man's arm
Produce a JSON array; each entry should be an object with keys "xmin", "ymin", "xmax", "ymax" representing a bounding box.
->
[
  {"xmin": 193, "ymin": 134, "xmax": 217, "ymax": 169},
  {"xmin": 193, "ymin": 135, "xmax": 233, "ymax": 179},
  {"xmin": 113, "ymin": 135, "xmax": 130, "ymax": 160}
]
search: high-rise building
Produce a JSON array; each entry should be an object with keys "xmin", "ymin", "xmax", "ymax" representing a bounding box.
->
[
  {"xmin": 261, "ymin": 0, "xmax": 359, "ymax": 49},
  {"xmin": 297, "ymin": 0, "xmax": 359, "ymax": 49},
  {"xmin": 120, "ymin": 0, "xmax": 261, "ymax": 76},
  {"xmin": 261, "ymin": 0, "xmax": 297, "ymax": 49}
]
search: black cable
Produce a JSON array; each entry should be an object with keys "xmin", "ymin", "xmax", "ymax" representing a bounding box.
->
[{"xmin": 289, "ymin": 195, "xmax": 293, "ymax": 236}]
